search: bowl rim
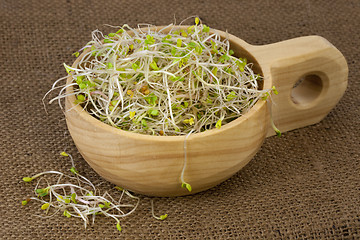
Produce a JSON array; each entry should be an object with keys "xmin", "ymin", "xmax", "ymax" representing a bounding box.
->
[{"xmin": 65, "ymin": 25, "xmax": 270, "ymax": 141}]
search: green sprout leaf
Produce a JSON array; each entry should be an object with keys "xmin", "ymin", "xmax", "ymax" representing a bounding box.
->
[
  {"xmin": 129, "ymin": 111, "xmax": 136, "ymax": 119},
  {"xmin": 22, "ymin": 200, "xmax": 28, "ymax": 206},
  {"xmin": 216, "ymin": 119, "xmax": 222, "ymax": 129},
  {"xmin": 195, "ymin": 17, "xmax": 200, "ymax": 25},
  {"xmin": 261, "ymin": 92, "xmax": 270, "ymax": 101},
  {"xmin": 275, "ymin": 130, "xmax": 282, "ymax": 137},
  {"xmin": 149, "ymin": 109, "xmax": 159, "ymax": 116},
  {"xmin": 236, "ymin": 59, "xmax": 247, "ymax": 72},
  {"xmin": 63, "ymin": 210, "xmax": 71, "ymax": 218},
  {"xmin": 23, "ymin": 177, "xmax": 33, "ymax": 183},
  {"xmin": 77, "ymin": 94, "xmax": 85, "ymax": 102},
  {"xmin": 71, "ymin": 193, "xmax": 77, "ymax": 204},
  {"xmin": 116, "ymin": 29, "xmax": 124, "ymax": 34},
  {"xmin": 202, "ymin": 24, "xmax": 210, "ymax": 32},
  {"xmin": 41, "ymin": 203, "xmax": 50, "ymax": 210},
  {"xmin": 187, "ymin": 41, "xmax": 197, "ymax": 49},
  {"xmin": 144, "ymin": 93, "xmax": 157, "ymax": 105},
  {"xmin": 177, "ymin": 38, "xmax": 182, "ymax": 48},
  {"xmin": 63, "ymin": 63, "xmax": 73, "ymax": 74},
  {"xmin": 60, "ymin": 151, "xmax": 69, "ymax": 157},
  {"xmin": 36, "ymin": 189, "xmax": 45, "ymax": 194},
  {"xmin": 36, "ymin": 188, "xmax": 49, "ymax": 197},
  {"xmin": 86, "ymin": 191, "xmax": 94, "ymax": 196},
  {"xmin": 181, "ymin": 182, "xmax": 192, "ymax": 192},
  {"xmin": 141, "ymin": 119, "xmax": 147, "ymax": 127},
  {"xmin": 70, "ymin": 167, "xmax": 78, "ymax": 175},
  {"xmin": 132, "ymin": 62, "xmax": 139, "ymax": 71},
  {"xmin": 160, "ymin": 214, "xmax": 168, "ymax": 220},
  {"xmin": 169, "ymin": 76, "xmax": 184, "ymax": 82},
  {"xmin": 226, "ymin": 91, "xmax": 237, "ymax": 101},
  {"xmin": 115, "ymin": 186, "xmax": 124, "ymax": 191},
  {"xmin": 106, "ymin": 62, "xmax": 113, "ymax": 69},
  {"xmin": 150, "ymin": 61, "xmax": 159, "ymax": 71},
  {"xmin": 145, "ymin": 35, "xmax": 155, "ymax": 45},
  {"xmin": 171, "ymin": 47, "xmax": 177, "ymax": 56},
  {"xmin": 116, "ymin": 222, "xmax": 122, "ymax": 232},
  {"xmin": 219, "ymin": 54, "xmax": 230, "ymax": 63},
  {"xmin": 79, "ymin": 82, "xmax": 87, "ymax": 89},
  {"xmin": 72, "ymin": 51, "xmax": 80, "ymax": 57},
  {"xmin": 183, "ymin": 118, "xmax": 194, "ymax": 125},
  {"xmin": 272, "ymin": 86, "xmax": 279, "ymax": 95}
]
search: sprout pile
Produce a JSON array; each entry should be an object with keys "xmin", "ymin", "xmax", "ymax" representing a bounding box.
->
[
  {"xmin": 22, "ymin": 152, "xmax": 167, "ymax": 232},
  {"xmin": 49, "ymin": 17, "xmax": 277, "ymax": 136}
]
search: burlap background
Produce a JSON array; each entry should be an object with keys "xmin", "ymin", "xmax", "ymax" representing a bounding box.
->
[{"xmin": 1, "ymin": 0, "xmax": 359, "ymax": 239}]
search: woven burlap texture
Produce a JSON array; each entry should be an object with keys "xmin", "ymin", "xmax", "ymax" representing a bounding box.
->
[{"xmin": 1, "ymin": 0, "xmax": 359, "ymax": 239}]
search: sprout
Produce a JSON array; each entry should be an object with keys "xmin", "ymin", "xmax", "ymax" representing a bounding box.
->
[
  {"xmin": 216, "ymin": 119, "xmax": 222, "ymax": 129},
  {"xmin": 60, "ymin": 152, "xmax": 69, "ymax": 157},
  {"xmin": 151, "ymin": 199, "xmax": 168, "ymax": 221},
  {"xmin": 23, "ymin": 177, "xmax": 33, "ymax": 183},
  {"xmin": 272, "ymin": 86, "xmax": 279, "ymax": 95},
  {"xmin": 116, "ymin": 222, "xmax": 122, "ymax": 232},
  {"xmin": 21, "ymin": 152, "xmax": 141, "ymax": 232},
  {"xmin": 50, "ymin": 20, "xmax": 274, "ymax": 136},
  {"xmin": 41, "ymin": 203, "xmax": 50, "ymax": 210},
  {"xmin": 181, "ymin": 182, "xmax": 192, "ymax": 192},
  {"xmin": 70, "ymin": 167, "xmax": 78, "ymax": 175}
]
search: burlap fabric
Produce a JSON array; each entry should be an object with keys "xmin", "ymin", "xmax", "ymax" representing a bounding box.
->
[{"xmin": 1, "ymin": 0, "xmax": 359, "ymax": 239}]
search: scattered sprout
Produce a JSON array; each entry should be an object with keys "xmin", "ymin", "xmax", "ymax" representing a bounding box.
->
[
  {"xmin": 21, "ymin": 153, "xmax": 140, "ymax": 232},
  {"xmin": 151, "ymin": 199, "xmax": 168, "ymax": 221}
]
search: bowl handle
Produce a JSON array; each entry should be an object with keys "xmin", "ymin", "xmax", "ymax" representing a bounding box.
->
[{"xmin": 250, "ymin": 36, "xmax": 348, "ymax": 136}]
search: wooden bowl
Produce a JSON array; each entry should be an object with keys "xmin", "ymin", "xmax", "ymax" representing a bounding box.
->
[{"xmin": 65, "ymin": 26, "xmax": 347, "ymax": 196}]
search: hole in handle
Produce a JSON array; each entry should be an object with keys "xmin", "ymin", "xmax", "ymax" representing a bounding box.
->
[{"xmin": 291, "ymin": 74, "xmax": 323, "ymax": 106}]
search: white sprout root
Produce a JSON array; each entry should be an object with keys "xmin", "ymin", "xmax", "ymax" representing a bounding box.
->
[
  {"xmin": 21, "ymin": 152, "xmax": 167, "ymax": 232},
  {"xmin": 48, "ymin": 17, "xmax": 276, "ymax": 136}
]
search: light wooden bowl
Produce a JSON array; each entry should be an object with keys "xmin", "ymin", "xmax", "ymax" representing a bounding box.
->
[{"xmin": 65, "ymin": 26, "xmax": 348, "ymax": 196}]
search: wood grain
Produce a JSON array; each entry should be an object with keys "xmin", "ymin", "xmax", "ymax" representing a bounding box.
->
[{"xmin": 65, "ymin": 27, "xmax": 347, "ymax": 196}]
